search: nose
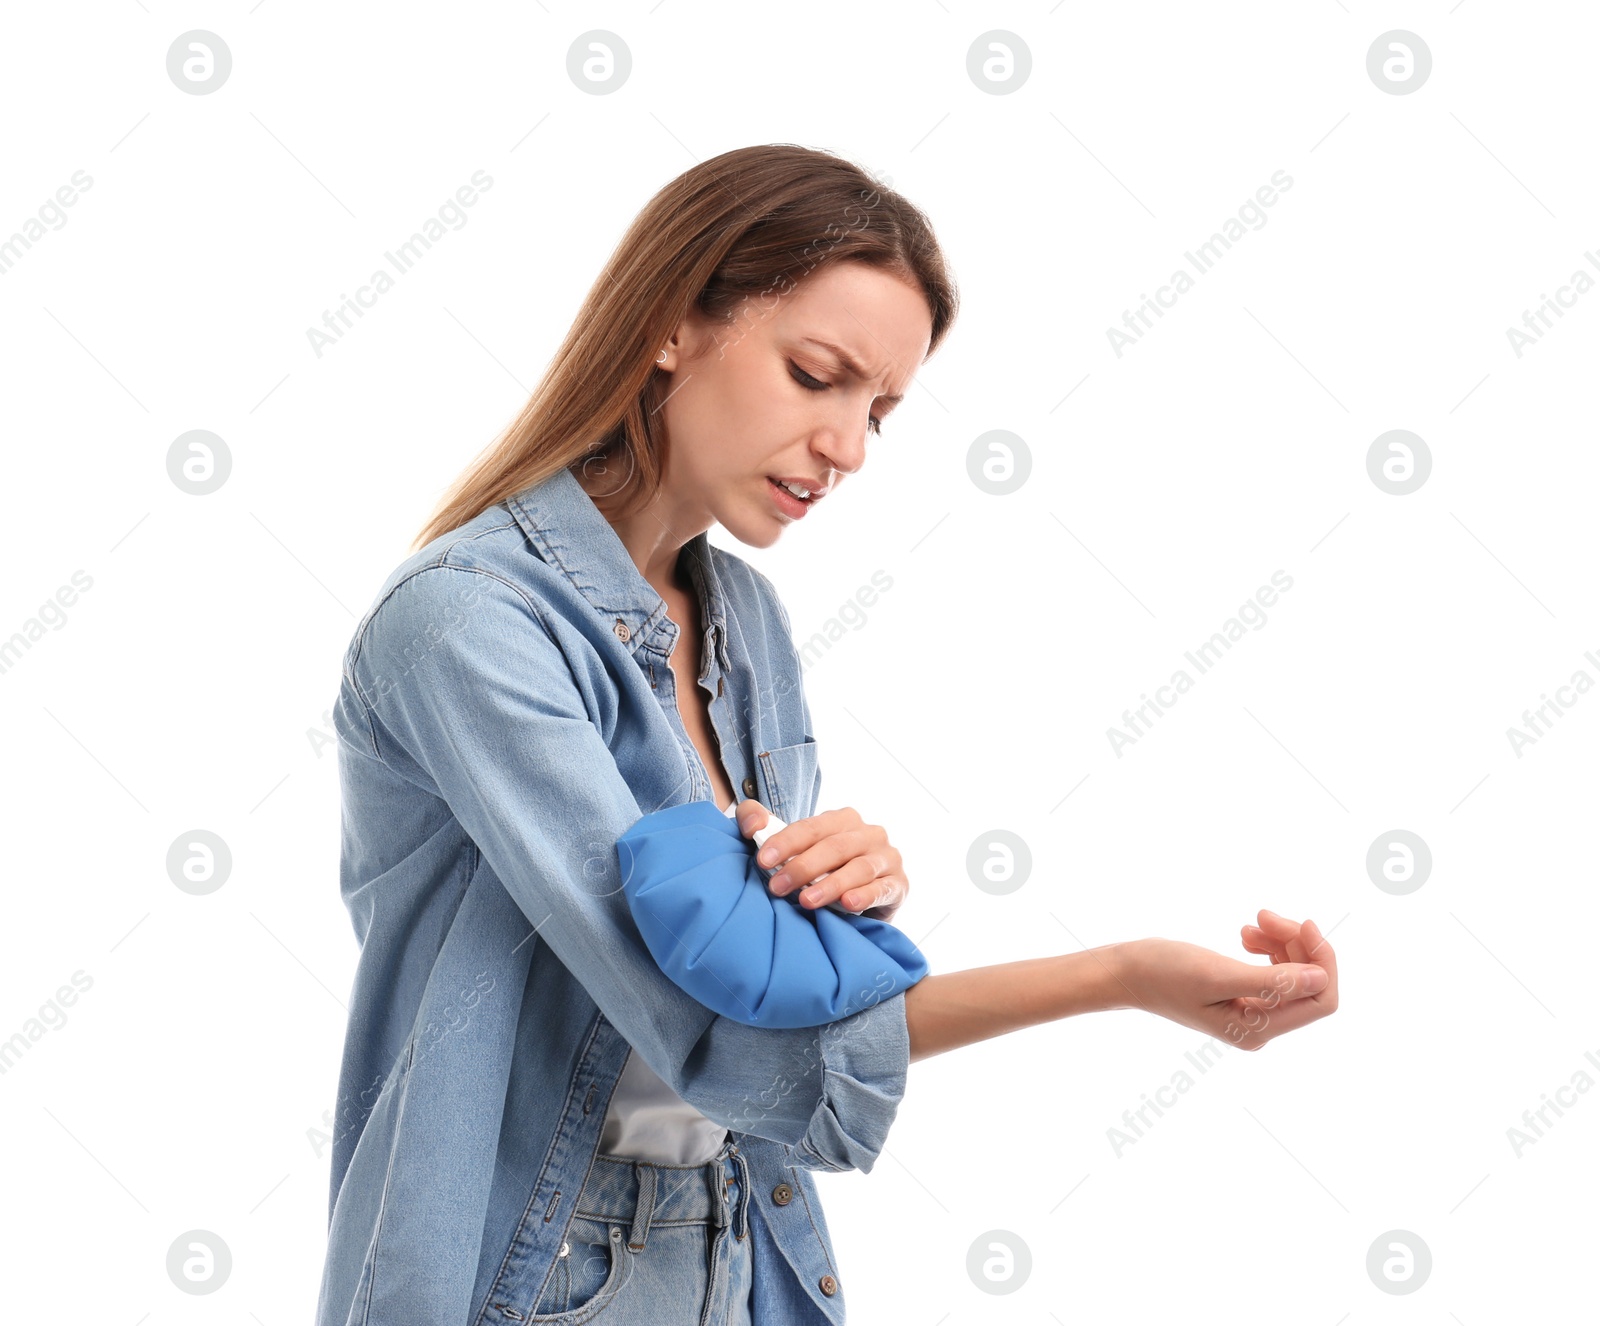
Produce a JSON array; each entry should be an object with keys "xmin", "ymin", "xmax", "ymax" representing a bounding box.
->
[{"xmin": 814, "ymin": 425, "xmax": 869, "ymax": 479}]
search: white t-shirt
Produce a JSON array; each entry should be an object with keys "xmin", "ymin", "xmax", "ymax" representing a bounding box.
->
[{"xmin": 597, "ymin": 1046, "xmax": 729, "ymax": 1165}]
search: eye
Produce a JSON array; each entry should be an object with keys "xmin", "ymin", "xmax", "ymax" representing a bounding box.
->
[
  {"xmin": 788, "ymin": 360, "xmax": 886, "ymax": 437},
  {"xmin": 787, "ymin": 360, "xmax": 828, "ymax": 392}
]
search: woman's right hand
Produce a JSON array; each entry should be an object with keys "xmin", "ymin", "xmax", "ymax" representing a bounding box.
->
[
  {"xmin": 1115, "ymin": 910, "xmax": 1338, "ymax": 1050},
  {"xmin": 734, "ymin": 798, "xmax": 910, "ymax": 922}
]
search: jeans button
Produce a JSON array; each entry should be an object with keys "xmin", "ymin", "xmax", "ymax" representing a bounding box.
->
[
  {"xmin": 819, "ymin": 1274, "xmax": 838, "ymax": 1296},
  {"xmin": 771, "ymin": 1183, "xmax": 793, "ymax": 1206}
]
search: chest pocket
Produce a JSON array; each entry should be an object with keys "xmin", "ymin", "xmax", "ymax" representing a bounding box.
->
[{"xmin": 756, "ymin": 738, "xmax": 821, "ymax": 823}]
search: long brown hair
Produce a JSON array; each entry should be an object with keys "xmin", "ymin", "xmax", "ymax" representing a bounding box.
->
[{"xmin": 410, "ymin": 143, "xmax": 959, "ymax": 550}]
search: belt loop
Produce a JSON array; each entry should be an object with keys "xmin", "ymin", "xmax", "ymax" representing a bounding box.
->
[
  {"xmin": 710, "ymin": 1148, "xmax": 732, "ymax": 1231},
  {"xmin": 626, "ymin": 1161, "xmax": 658, "ymax": 1253},
  {"xmin": 730, "ymin": 1146, "xmax": 750, "ymax": 1242}
]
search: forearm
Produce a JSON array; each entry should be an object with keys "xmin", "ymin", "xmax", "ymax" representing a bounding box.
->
[{"xmin": 903, "ymin": 943, "xmax": 1130, "ymax": 1063}]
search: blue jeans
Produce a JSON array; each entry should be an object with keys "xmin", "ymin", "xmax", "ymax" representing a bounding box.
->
[{"xmin": 525, "ymin": 1137, "xmax": 755, "ymax": 1324}]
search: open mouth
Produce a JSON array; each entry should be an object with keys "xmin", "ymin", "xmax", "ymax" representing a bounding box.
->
[{"xmin": 767, "ymin": 477, "xmax": 818, "ymax": 504}]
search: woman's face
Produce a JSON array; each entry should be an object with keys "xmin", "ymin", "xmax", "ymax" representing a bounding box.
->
[{"xmin": 656, "ymin": 260, "xmax": 933, "ymax": 549}]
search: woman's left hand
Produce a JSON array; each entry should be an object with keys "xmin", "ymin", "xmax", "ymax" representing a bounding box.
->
[{"xmin": 734, "ymin": 801, "xmax": 908, "ymax": 923}]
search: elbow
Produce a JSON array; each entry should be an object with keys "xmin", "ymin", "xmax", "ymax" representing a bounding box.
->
[
  {"xmin": 664, "ymin": 996, "xmax": 913, "ymax": 1174},
  {"xmin": 788, "ymin": 1057, "xmax": 909, "ymax": 1174},
  {"xmin": 766, "ymin": 994, "xmax": 915, "ymax": 1175}
]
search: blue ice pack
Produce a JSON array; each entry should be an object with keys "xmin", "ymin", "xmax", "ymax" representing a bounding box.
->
[{"xmin": 614, "ymin": 799, "xmax": 929, "ymax": 1029}]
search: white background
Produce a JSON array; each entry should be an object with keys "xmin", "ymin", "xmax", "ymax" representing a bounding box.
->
[{"xmin": 2, "ymin": 2, "xmax": 1596, "ymax": 1321}]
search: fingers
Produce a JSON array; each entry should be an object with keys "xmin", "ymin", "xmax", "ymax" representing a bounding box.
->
[
  {"xmin": 751, "ymin": 809, "xmax": 906, "ymax": 915},
  {"xmin": 735, "ymin": 799, "xmax": 770, "ymax": 837},
  {"xmin": 843, "ymin": 875, "xmax": 906, "ymax": 916},
  {"xmin": 1224, "ymin": 912, "xmax": 1339, "ymax": 1048},
  {"xmin": 766, "ymin": 825, "xmax": 886, "ymax": 896},
  {"xmin": 1259, "ymin": 911, "xmax": 1312, "ymax": 966},
  {"xmin": 1229, "ymin": 980, "xmax": 1333, "ymax": 1044},
  {"xmin": 858, "ymin": 895, "xmax": 903, "ymax": 923},
  {"xmin": 754, "ymin": 806, "xmax": 856, "ymax": 872},
  {"xmin": 1301, "ymin": 916, "xmax": 1337, "ymax": 972},
  {"xmin": 1218, "ymin": 962, "xmax": 1326, "ymax": 1049},
  {"xmin": 1300, "ymin": 917, "xmax": 1337, "ymax": 1008},
  {"xmin": 1252, "ymin": 911, "xmax": 1337, "ymax": 989},
  {"xmin": 777, "ymin": 854, "xmax": 874, "ymax": 907},
  {"xmin": 1255, "ymin": 909, "xmax": 1303, "ymax": 944},
  {"xmin": 1244, "ymin": 910, "xmax": 1322, "ymax": 968},
  {"xmin": 1240, "ymin": 925, "xmax": 1287, "ymax": 962},
  {"xmin": 771, "ymin": 844, "xmax": 902, "ymax": 914},
  {"xmin": 1272, "ymin": 962, "xmax": 1328, "ymax": 999},
  {"xmin": 1228, "ymin": 958, "xmax": 1328, "ymax": 1003}
]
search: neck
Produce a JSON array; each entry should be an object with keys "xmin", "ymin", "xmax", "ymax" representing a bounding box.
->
[{"xmin": 571, "ymin": 461, "xmax": 708, "ymax": 603}]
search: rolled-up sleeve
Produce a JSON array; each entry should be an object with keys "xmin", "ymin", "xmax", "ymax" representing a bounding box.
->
[
  {"xmin": 344, "ymin": 565, "xmax": 909, "ymax": 1173},
  {"xmin": 789, "ymin": 992, "xmax": 910, "ymax": 1173}
]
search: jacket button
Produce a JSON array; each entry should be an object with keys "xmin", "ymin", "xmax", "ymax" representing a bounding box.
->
[
  {"xmin": 771, "ymin": 1183, "xmax": 793, "ymax": 1205},
  {"xmin": 613, "ymin": 618, "xmax": 631, "ymax": 642},
  {"xmin": 742, "ymin": 775, "xmax": 757, "ymax": 798},
  {"xmin": 819, "ymin": 1274, "xmax": 838, "ymax": 1296}
]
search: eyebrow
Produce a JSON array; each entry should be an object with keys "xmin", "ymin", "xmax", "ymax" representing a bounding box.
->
[{"xmin": 798, "ymin": 337, "xmax": 905, "ymax": 407}]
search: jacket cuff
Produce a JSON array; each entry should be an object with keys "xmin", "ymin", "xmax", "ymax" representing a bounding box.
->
[{"xmin": 790, "ymin": 990, "xmax": 911, "ymax": 1173}]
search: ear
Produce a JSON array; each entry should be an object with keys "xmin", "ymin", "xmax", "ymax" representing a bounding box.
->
[{"xmin": 660, "ymin": 305, "xmax": 729, "ymax": 372}]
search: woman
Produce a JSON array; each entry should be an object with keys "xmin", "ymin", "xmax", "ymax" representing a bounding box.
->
[{"xmin": 316, "ymin": 143, "xmax": 1338, "ymax": 1326}]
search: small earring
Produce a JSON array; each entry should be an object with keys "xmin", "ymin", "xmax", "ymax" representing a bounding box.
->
[{"xmin": 656, "ymin": 349, "xmax": 668, "ymax": 364}]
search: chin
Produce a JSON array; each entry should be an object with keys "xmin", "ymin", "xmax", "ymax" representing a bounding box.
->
[
  {"xmin": 709, "ymin": 500, "xmax": 781, "ymax": 549},
  {"xmin": 724, "ymin": 518, "xmax": 784, "ymax": 550}
]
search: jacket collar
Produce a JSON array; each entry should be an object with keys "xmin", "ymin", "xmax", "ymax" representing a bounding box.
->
[{"xmin": 507, "ymin": 463, "xmax": 731, "ymax": 673}]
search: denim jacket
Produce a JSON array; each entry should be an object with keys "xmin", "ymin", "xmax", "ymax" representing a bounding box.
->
[{"xmin": 317, "ymin": 463, "xmax": 913, "ymax": 1326}]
